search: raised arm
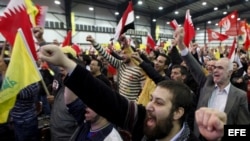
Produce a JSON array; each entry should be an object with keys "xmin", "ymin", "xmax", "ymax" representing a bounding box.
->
[
  {"xmin": 86, "ymin": 36, "xmax": 122, "ymax": 68},
  {"xmin": 174, "ymin": 27, "xmax": 207, "ymax": 86}
]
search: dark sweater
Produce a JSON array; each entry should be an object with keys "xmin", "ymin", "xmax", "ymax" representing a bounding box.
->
[{"xmin": 64, "ymin": 65, "xmax": 200, "ymax": 141}]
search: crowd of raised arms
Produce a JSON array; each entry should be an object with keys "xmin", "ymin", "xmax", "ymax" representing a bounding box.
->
[{"xmin": 0, "ymin": 25, "xmax": 250, "ymax": 141}]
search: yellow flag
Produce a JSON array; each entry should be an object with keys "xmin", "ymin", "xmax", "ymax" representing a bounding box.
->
[
  {"xmin": 25, "ymin": 0, "xmax": 39, "ymax": 26},
  {"xmin": 155, "ymin": 25, "xmax": 160, "ymax": 41},
  {"xmin": 71, "ymin": 12, "xmax": 76, "ymax": 36},
  {"xmin": 0, "ymin": 29, "xmax": 42, "ymax": 123}
]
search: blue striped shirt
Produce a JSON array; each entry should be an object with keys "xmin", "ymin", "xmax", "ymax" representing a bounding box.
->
[{"xmin": 10, "ymin": 83, "xmax": 40, "ymax": 123}]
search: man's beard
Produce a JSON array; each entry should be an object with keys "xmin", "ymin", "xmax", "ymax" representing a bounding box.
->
[{"xmin": 143, "ymin": 111, "xmax": 174, "ymax": 140}]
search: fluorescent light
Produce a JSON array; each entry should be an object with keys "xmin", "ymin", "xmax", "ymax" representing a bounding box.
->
[
  {"xmin": 115, "ymin": 12, "xmax": 119, "ymax": 15},
  {"xmin": 89, "ymin": 7, "xmax": 94, "ymax": 11},
  {"xmin": 158, "ymin": 6, "xmax": 163, "ymax": 10},
  {"xmin": 215, "ymin": 23, "xmax": 218, "ymax": 26},
  {"xmin": 223, "ymin": 11, "xmax": 227, "ymax": 15},
  {"xmin": 197, "ymin": 27, "xmax": 200, "ymax": 30},
  {"xmin": 207, "ymin": 21, "xmax": 211, "ymax": 24},
  {"xmin": 214, "ymin": 7, "xmax": 218, "ymax": 10},
  {"xmin": 202, "ymin": 2, "xmax": 207, "ymax": 6},
  {"xmin": 166, "ymin": 21, "xmax": 170, "ymax": 24},
  {"xmin": 136, "ymin": 16, "xmax": 140, "ymax": 19},
  {"xmin": 54, "ymin": 0, "xmax": 61, "ymax": 5},
  {"xmin": 138, "ymin": 0, "xmax": 143, "ymax": 5},
  {"xmin": 174, "ymin": 11, "xmax": 179, "ymax": 15},
  {"xmin": 152, "ymin": 19, "xmax": 156, "ymax": 22},
  {"xmin": 237, "ymin": 18, "xmax": 241, "ymax": 21}
]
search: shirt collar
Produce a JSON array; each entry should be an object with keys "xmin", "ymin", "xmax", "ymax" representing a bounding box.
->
[
  {"xmin": 214, "ymin": 83, "xmax": 231, "ymax": 94},
  {"xmin": 170, "ymin": 123, "xmax": 185, "ymax": 141}
]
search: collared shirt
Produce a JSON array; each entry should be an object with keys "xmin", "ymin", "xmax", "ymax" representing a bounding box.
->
[
  {"xmin": 170, "ymin": 123, "xmax": 185, "ymax": 141},
  {"xmin": 208, "ymin": 83, "xmax": 230, "ymax": 112}
]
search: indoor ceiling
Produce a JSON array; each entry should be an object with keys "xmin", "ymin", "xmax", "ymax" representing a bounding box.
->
[{"xmin": 73, "ymin": 0, "xmax": 250, "ymax": 26}]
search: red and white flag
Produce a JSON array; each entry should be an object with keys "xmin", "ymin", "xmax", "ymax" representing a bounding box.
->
[
  {"xmin": 170, "ymin": 19, "xmax": 179, "ymax": 30},
  {"xmin": 244, "ymin": 22, "xmax": 250, "ymax": 51},
  {"xmin": 113, "ymin": 1, "xmax": 134, "ymax": 40},
  {"xmin": 183, "ymin": 9, "xmax": 195, "ymax": 47},
  {"xmin": 61, "ymin": 30, "xmax": 72, "ymax": 47},
  {"xmin": 146, "ymin": 32, "xmax": 156, "ymax": 54},
  {"xmin": 207, "ymin": 28, "xmax": 229, "ymax": 42},
  {"xmin": 36, "ymin": 5, "xmax": 48, "ymax": 27},
  {"xmin": 0, "ymin": 0, "xmax": 37, "ymax": 60},
  {"xmin": 228, "ymin": 38, "xmax": 237, "ymax": 62},
  {"xmin": 219, "ymin": 10, "xmax": 238, "ymax": 36}
]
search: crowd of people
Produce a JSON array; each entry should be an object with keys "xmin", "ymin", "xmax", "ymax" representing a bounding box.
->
[{"xmin": 0, "ymin": 26, "xmax": 249, "ymax": 141}]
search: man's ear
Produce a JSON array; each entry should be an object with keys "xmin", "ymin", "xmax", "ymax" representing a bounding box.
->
[{"xmin": 173, "ymin": 107, "xmax": 184, "ymax": 120}]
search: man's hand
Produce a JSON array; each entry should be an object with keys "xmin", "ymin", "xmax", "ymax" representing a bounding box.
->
[
  {"xmin": 131, "ymin": 52, "xmax": 143, "ymax": 64},
  {"xmin": 174, "ymin": 27, "xmax": 186, "ymax": 50},
  {"xmin": 39, "ymin": 44, "xmax": 76, "ymax": 71},
  {"xmin": 196, "ymin": 107, "xmax": 227, "ymax": 141},
  {"xmin": 86, "ymin": 35, "xmax": 97, "ymax": 45}
]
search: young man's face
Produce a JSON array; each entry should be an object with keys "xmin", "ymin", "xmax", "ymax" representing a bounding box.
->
[
  {"xmin": 144, "ymin": 86, "xmax": 175, "ymax": 140},
  {"xmin": 85, "ymin": 107, "xmax": 100, "ymax": 123},
  {"xmin": 154, "ymin": 55, "xmax": 167, "ymax": 72}
]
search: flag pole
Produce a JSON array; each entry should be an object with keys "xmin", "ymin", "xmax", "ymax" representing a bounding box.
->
[
  {"xmin": 0, "ymin": 41, "xmax": 7, "ymax": 59},
  {"xmin": 18, "ymin": 28, "xmax": 51, "ymax": 96}
]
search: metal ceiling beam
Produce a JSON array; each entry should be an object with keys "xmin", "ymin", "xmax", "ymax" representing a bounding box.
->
[
  {"xmin": 173, "ymin": 0, "xmax": 247, "ymax": 24},
  {"xmin": 154, "ymin": 0, "xmax": 200, "ymax": 19},
  {"xmin": 194, "ymin": 8, "xmax": 250, "ymax": 25},
  {"xmin": 190, "ymin": 0, "xmax": 246, "ymax": 21}
]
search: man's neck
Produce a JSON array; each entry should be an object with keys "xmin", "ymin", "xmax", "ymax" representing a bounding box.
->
[
  {"xmin": 217, "ymin": 81, "xmax": 229, "ymax": 90},
  {"xmin": 90, "ymin": 118, "xmax": 109, "ymax": 131},
  {"xmin": 93, "ymin": 71, "xmax": 101, "ymax": 77},
  {"xmin": 158, "ymin": 123, "xmax": 181, "ymax": 141}
]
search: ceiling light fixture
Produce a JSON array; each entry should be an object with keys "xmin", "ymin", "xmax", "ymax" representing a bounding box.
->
[
  {"xmin": 54, "ymin": 0, "xmax": 61, "ymax": 5},
  {"xmin": 158, "ymin": 6, "xmax": 163, "ymax": 10},
  {"xmin": 174, "ymin": 11, "xmax": 179, "ymax": 15},
  {"xmin": 197, "ymin": 27, "xmax": 200, "ymax": 30},
  {"xmin": 207, "ymin": 21, "xmax": 211, "ymax": 24},
  {"xmin": 115, "ymin": 12, "xmax": 119, "ymax": 15},
  {"xmin": 223, "ymin": 11, "xmax": 227, "ymax": 15},
  {"xmin": 202, "ymin": 2, "xmax": 207, "ymax": 6},
  {"xmin": 152, "ymin": 19, "xmax": 156, "ymax": 22},
  {"xmin": 215, "ymin": 23, "xmax": 218, "ymax": 26},
  {"xmin": 166, "ymin": 21, "xmax": 170, "ymax": 24},
  {"xmin": 138, "ymin": 0, "xmax": 143, "ymax": 5},
  {"xmin": 214, "ymin": 7, "xmax": 218, "ymax": 10},
  {"xmin": 136, "ymin": 16, "xmax": 140, "ymax": 19},
  {"xmin": 89, "ymin": 7, "xmax": 94, "ymax": 11},
  {"xmin": 237, "ymin": 18, "xmax": 241, "ymax": 21}
]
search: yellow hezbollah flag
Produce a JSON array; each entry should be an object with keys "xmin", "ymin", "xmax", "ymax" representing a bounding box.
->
[
  {"xmin": 71, "ymin": 12, "xmax": 76, "ymax": 36},
  {"xmin": 0, "ymin": 29, "xmax": 42, "ymax": 123},
  {"xmin": 25, "ymin": 0, "xmax": 39, "ymax": 26}
]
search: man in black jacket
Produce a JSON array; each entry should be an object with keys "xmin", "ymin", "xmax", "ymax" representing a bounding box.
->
[{"xmin": 39, "ymin": 44, "xmax": 227, "ymax": 141}]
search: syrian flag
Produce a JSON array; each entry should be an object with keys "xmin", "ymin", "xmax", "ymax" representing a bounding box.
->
[
  {"xmin": 146, "ymin": 32, "xmax": 156, "ymax": 54},
  {"xmin": 170, "ymin": 19, "xmax": 179, "ymax": 30},
  {"xmin": 207, "ymin": 28, "xmax": 229, "ymax": 42},
  {"xmin": 113, "ymin": 1, "xmax": 134, "ymax": 40},
  {"xmin": 183, "ymin": 9, "xmax": 195, "ymax": 47},
  {"xmin": 227, "ymin": 38, "xmax": 237, "ymax": 62}
]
